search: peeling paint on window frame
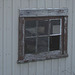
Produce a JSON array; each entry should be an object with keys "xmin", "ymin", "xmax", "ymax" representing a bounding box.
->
[{"xmin": 18, "ymin": 8, "xmax": 68, "ymax": 63}]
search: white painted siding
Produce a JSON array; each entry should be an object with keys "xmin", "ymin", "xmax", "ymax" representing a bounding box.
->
[{"xmin": 0, "ymin": 0, "xmax": 74, "ymax": 75}]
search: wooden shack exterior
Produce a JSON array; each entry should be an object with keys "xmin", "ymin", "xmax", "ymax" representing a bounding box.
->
[{"xmin": 0, "ymin": 0, "xmax": 75, "ymax": 75}]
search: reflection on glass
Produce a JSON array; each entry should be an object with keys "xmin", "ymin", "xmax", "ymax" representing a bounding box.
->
[
  {"xmin": 25, "ymin": 38, "xmax": 36, "ymax": 54},
  {"xmin": 50, "ymin": 20, "xmax": 60, "ymax": 34},
  {"xmin": 25, "ymin": 20, "xmax": 36, "ymax": 37},
  {"xmin": 50, "ymin": 35, "xmax": 60, "ymax": 51},
  {"xmin": 37, "ymin": 37, "xmax": 48, "ymax": 53},
  {"xmin": 38, "ymin": 20, "xmax": 49, "ymax": 35}
]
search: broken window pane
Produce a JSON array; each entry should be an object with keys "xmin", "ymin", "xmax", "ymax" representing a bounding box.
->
[
  {"xmin": 38, "ymin": 20, "xmax": 49, "ymax": 35},
  {"xmin": 25, "ymin": 20, "xmax": 36, "ymax": 37},
  {"xmin": 50, "ymin": 35, "xmax": 60, "ymax": 51},
  {"xmin": 25, "ymin": 38, "xmax": 36, "ymax": 54},
  {"xmin": 37, "ymin": 37, "xmax": 48, "ymax": 53},
  {"xmin": 50, "ymin": 20, "xmax": 60, "ymax": 34}
]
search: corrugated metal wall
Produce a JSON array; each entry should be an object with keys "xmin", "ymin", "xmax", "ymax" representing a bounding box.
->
[{"xmin": 0, "ymin": 0, "xmax": 75, "ymax": 75}]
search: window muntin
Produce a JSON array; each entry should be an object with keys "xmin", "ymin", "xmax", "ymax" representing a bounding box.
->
[
  {"xmin": 18, "ymin": 9, "xmax": 68, "ymax": 63},
  {"xmin": 25, "ymin": 18, "xmax": 62, "ymax": 54}
]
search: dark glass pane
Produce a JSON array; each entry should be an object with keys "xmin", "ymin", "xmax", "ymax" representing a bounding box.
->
[
  {"xmin": 38, "ymin": 20, "xmax": 49, "ymax": 35},
  {"xmin": 25, "ymin": 20, "xmax": 36, "ymax": 37},
  {"xmin": 50, "ymin": 20, "xmax": 60, "ymax": 34},
  {"xmin": 25, "ymin": 38, "xmax": 36, "ymax": 54},
  {"xmin": 37, "ymin": 37, "xmax": 48, "ymax": 53},
  {"xmin": 50, "ymin": 36, "xmax": 60, "ymax": 51}
]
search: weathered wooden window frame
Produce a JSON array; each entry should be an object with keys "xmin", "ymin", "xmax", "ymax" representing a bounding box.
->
[{"xmin": 18, "ymin": 8, "xmax": 68, "ymax": 63}]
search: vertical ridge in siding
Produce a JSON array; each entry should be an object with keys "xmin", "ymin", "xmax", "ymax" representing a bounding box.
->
[
  {"xmin": 44, "ymin": 60, "xmax": 52, "ymax": 75},
  {"xmin": 28, "ymin": 62, "xmax": 37, "ymax": 75},
  {"xmin": 3, "ymin": 0, "xmax": 8, "ymax": 75},
  {"xmin": 0, "ymin": 0, "xmax": 3, "ymax": 75},
  {"xmin": 66, "ymin": 0, "xmax": 73, "ymax": 75},
  {"xmin": 30, "ymin": 0, "xmax": 37, "ymax": 8},
  {"xmin": 36, "ymin": 61, "xmax": 44, "ymax": 75},
  {"xmin": 59, "ymin": 58, "xmax": 66, "ymax": 75},
  {"xmin": 45, "ymin": 0, "xmax": 52, "ymax": 8},
  {"xmin": 59, "ymin": 0, "xmax": 66, "ymax": 8},
  {"xmin": 6, "ymin": 0, "xmax": 12, "ymax": 75},
  {"xmin": 52, "ymin": 59, "xmax": 59, "ymax": 75},
  {"xmin": 13, "ymin": 0, "xmax": 21, "ymax": 75},
  {"xmin": 37, "ymin": 0, "xmax": 44, "ymax": 8},
  {"xmin": 52, "ymin": 0, "xmax": 60, "ymax": 8},
  {"xmin": 21, "ymin": 63, "xmax": 29, "ymax": 75},
  {"xmin": 28, "ymin": 0, "xmax": 30, "ymax": 8},
  {"xmin": 72, "ymin": 0, "xmax": 75, "ymax": 74},
  {"xmin": 21, "ymin": 0, "xmax": 29, "ymax": 9},
  {"xmin": 11, "ymin": 0, "xmax": 13, "ymax": 75},
  {"xmin": 2, "ymin": 0, "xmax": 4, "ymax": 75}
]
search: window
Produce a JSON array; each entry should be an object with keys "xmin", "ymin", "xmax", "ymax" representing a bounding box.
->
[{"xmin": 18, "ymin": 9, "xmax": 68, "ymax": 63}]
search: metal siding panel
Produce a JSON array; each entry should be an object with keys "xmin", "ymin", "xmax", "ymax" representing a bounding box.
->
[
  {"xmin": 44, "ymin": 60, "xmax": 52, "ymax": 75},
  {"xmin": 0, "ymin": 0, "xmax": 3, "ymax": 75},
  {"xmin": 30, "ymin": 0, "xmax": 37, "ymax": 8},
  {"xmin": 37, "ymin": 0, "xmax": 44, "ymax": 8},
  {"xmin": 21, "ymin": 63, "xmax": 29, "ymax": 75},
  {"xmin": 52, "ymin": 59, "xmax": 59, "ymax": 75},
  {"xmin": 6, "ymin": 0, "xmax": 12, "ymax": 74},
  {"xmin": 66, "ymin": 0, "xmax": 73, "ymax": 75},
  {"xmin": 13, "ymin": 0, "xmax": 21, "ymax": 75},
  {"xmin": 59, "ymin": 59, "xmax": 66, "ymax": 75},
  {"xmin": 11, "ymin": 0, "xmax": 13, "ymax": 74},
  {"xmin": 36, "ymin": 61, "xmax": 44, "ymax": 75},
  {"xmin": 29, "ymin": 62, "xmax": 37, "ymax": 75},
  {"xmin": 3, "ymin": 0, "xmax": 8, "ymax": 75},
  {"xmin": 71, "ymin": 0, "xmax": 75, "ymax": 74},
  {"xmin": 60, "ymin": 0, "xmax": 67, "ymax": 8},
  {"xmin": 21, "ymin": 0, "xmax": 29, "ymax": 9},
  {"xmin": 46, "ymin": 0, "xmax": 52, "ymax": 8},
  {"xmin": 53, "ymin": 0, "xmax": 60, "ymax": 8}
]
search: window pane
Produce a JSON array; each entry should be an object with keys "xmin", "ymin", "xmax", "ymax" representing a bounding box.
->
[
  {"xmin": 50, "ymin": 36, "xmax": 60, "ymax": 51},
  {"xmin": 25, "ymin": 38, "xmax": 36, "ymax": 54},
  {"xmin": 37, "ymin": 37, "xmax": 48, "ymax": 53},
  {"xmin": 38, "ymin": 20, "xmax": 49, "ymax": 35},
  {"xmin": 25, "ymin": 20, "xmax": 36, "ymax": 37},
  {"xmin": 50, "ymin": 20, "xmax": 60, "ymax": 34}
]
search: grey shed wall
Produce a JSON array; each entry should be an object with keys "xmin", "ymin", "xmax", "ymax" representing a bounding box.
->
[{"xmin": 0, "ymin": 0, "xmax": 75, "ymax": 75}]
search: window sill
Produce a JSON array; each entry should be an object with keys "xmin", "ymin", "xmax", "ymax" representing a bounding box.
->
[{"xmin": 17, "ymin": 51, "xmax": 68, "ymax": 64}]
